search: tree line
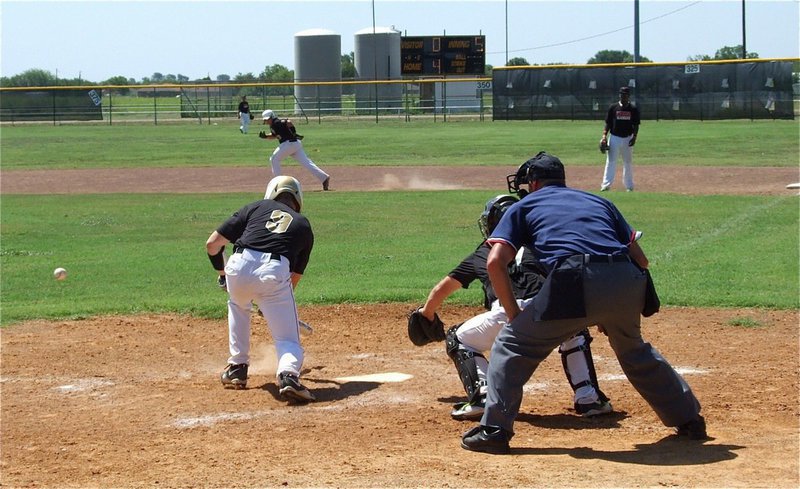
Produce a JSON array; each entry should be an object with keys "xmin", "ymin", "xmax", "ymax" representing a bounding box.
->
[{"xmin": 4, "ymin": 45, "xmax": 788, "ymax": 94}]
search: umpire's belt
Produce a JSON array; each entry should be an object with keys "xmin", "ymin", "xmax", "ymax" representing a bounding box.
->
[
  {"xmin": 233, "ymin": 246, "xmax": 283, "ymax": 261},
  {"xmin": 582, "ymin": 254, "xmax": 630, "ymax": 264}
]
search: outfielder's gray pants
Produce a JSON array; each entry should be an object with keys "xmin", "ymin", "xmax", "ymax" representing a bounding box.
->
[{"xmin": 481, "ymin": 260, "xmax": 701, "ymax": 434}]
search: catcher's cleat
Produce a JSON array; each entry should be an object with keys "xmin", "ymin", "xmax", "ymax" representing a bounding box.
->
[
  {"xmin": 676, "ymin": 415, "xmax": 708, "ymax": 440},
  {"xmin": 322, "ymin": 177, "xmax": 330, "ymax": 191},
  {"xmin": 451, "ymin": 399, "xmax": 485, "ymax": 421},
  {"xmin": 575, "ymin": 400, "xmax": 613, "ymax": 417},
  {"xmin": 278, "ymin": 372, "xmax": 315, "ymax": 403},
  {"xmin": 220, "ymin": 363, "xmax": 248, "ymax": 389}
]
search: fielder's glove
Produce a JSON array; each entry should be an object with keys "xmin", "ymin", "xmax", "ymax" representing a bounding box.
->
[
  {"xmin": 217, "ymin": 275, "xmax": 227, "ymax": 291},
  {"xmin": 258, "ymin": 131, "xmax": 269, "ymax": 139},
  {"xmin": 407, "ymin": 308, "xmax": 445, "ymax": 346},
  {"xmin": 249, "ymin": 113, "xmax": 254, "ymax": 120},
  {"xmin": 599, "ymin": 139, "xmax": 609, "ymax": 153}
]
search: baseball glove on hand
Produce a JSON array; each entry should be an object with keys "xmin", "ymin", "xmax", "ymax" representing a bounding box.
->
[
  {"xmin": 599, "ymin": 139, "xmax": 609, "ymax": 153},
  {"xmin": 249, "ymin": 113, "xmax": 254, "ymax": 120},
  {"xmin": 258, "ymin": 131, "xmax": 269, "ymax": 139},
  {"xmin": 407, "ymin": 308, "xmax": 446, "ymax": 346}
]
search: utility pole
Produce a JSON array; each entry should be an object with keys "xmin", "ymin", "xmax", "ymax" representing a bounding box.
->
[
  {"xmin": 634, "ymin": 0, "xmax": 640, "ymax": 62},
  {"xmin": 741, "ymin": 0, "xmax": 747, "ymax": 58}
]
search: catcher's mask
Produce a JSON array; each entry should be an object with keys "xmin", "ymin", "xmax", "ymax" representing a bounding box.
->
[
  {"xmin": 506, "ymin": 151, "xmax": 565, "ymax": 196},
  {"xmin": 264, "ymin": 175, "xmax": 304, "ymax": 211},
  {"xmin": 478, "ymin": 194, "xmax": 518, "ymax": 239}
]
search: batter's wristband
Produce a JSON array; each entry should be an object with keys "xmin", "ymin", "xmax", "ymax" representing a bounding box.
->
[{"xmin": 208, "ymin": 246, "xmax": 225, "ymax": 271}]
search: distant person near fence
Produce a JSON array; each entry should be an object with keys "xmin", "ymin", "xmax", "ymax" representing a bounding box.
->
[{"xmin": 237, "ymin": 96, "xmax": 252, "ymax": 134}]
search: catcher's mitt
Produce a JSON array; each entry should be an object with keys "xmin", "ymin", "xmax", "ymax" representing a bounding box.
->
[
  {"xmin": 407, "ymin": 308, "xmax": 446, "ymax": 346},
  {"xmin": 599, "ymin": 139, "xmax": 609, "ymax": 153}
]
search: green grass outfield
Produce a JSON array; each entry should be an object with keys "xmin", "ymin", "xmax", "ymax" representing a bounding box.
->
[
  {"xmin": 1, "ymin": 191, "xmax": 797, "ymax": 325},
  {"xmin": 1, "ymin": 119, "xmax": 797, "ymax": 170}
]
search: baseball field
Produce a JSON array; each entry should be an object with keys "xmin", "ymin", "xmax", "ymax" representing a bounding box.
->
[{"xmin": 1, "ymin": 120, "xmax": 799, "ymax": 487}]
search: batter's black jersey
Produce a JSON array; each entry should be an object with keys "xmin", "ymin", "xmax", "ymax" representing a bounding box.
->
[
  {"xmin": 605, "ymin": 102, "xmax": 640, "ymax": 137},
  {"xmin": 217, "ymin": 199, "xmax": 314, "ymax": 274},
  {"xmin": 269, "ymin": 118, "xmax": 298, "ymax": 143},
  {"xmin": 448, "ymin": 242, "xmax": 547, "ymax": 310},
  {"xmin": 238, "ymin": 101, "xmax": 250, "ymax": 114}
]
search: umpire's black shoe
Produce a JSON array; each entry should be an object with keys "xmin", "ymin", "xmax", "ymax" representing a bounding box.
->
[
  {"xmin": 220, "ymin": 363, "xmax": 248, "ymax": 389},
  {"xmin": 676, "ymin": 415, "xmax": 708, "ymax": 440},
  {"xmin": 460, "ymin": 425, "xmax": 511, "ymax": 454}
]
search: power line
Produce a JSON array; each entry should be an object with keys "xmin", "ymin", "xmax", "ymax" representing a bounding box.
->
[{"xmin": 489, "ymin": 1, "xmax": 702, "ymax": 55}]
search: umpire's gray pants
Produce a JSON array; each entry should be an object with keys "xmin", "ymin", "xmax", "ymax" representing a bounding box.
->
[{"xmin": 482, "ymin": 260, "xmax": 701, "ymax": 434}]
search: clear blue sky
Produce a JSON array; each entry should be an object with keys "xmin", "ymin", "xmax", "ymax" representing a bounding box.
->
[{"xmin": 1, "ymin": 0, "xmax": 798, "ymax": 83}]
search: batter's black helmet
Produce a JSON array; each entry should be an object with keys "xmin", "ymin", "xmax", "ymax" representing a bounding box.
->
[{"xmin": 478, "ymin": 194, "xmax": 518, "ymax": 239}]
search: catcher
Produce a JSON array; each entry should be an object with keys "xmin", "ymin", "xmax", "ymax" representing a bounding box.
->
[{"xmin": 408, "ymin": 194, "xmax": 612, "ymax": 420}]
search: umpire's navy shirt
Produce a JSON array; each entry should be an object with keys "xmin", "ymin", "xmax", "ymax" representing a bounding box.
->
[{"xmin": 488, "ymin": 184, "xmax": 637, "ymax": 272}]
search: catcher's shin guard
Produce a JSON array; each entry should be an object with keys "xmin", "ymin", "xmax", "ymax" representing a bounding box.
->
[
  {"xmin": 558, "ymin": 329, "xmax": 608, "ymax": 402},
  {"xmin": 445, "ymin": 325, "xmax": 487, "ymax": 403}
]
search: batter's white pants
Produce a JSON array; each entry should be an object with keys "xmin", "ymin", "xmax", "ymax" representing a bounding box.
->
[
  {"xmin": 270, "ymin": 141, "xmax": 329, "ymax": 184},
  {"xmin": 224, "ymin": 248, "xmax": 304, "ymax": 377},
  {"xmin": 601, "ymin": 134, "xmax": 635, "ymax": 191},
  {"xmin": 456, "ymin": 297, "xmax": 602, "ymax": 405},
  {"xmin": 239, "ymin": 113, "xmax": 250, "ymax": 134}
]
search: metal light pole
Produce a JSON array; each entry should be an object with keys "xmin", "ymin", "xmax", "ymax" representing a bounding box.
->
[
  {"xmin": 634, "ymin": 0, "xmax": 640, "ymax": 62},
  {"xmin": 505, "ymin": 0, "xmax": 509, "ymax": 65},
  {"xmin": 741, "ymin": 0, "xmax": 747, "ymax": 58},
  {"xmin": 372, "ymin": 0, "xmax": 379, "ymax": 123}
]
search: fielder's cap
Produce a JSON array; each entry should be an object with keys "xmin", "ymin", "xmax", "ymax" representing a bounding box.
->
[
  {"xmin": 619, "ymin": 86, "xmax": 631, "ymax": 94},
  {"xmin": 262, "ymin": 109, "xmax": 275, "ymax": 120},
  {"xmin": 526, "ymin": 151, "xmax": 565, "ymax": 181}
]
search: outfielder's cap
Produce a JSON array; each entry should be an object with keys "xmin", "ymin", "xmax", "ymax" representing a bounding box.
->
[
  {"xmin": 262, "ymin": 109, "xmax": 275, "ymax": 120},
  {"xmin": 619, "ymin": 86, "xmax": 631, "ymax": 94},
  {"xmin": 526, "ymin": 151, "xmax": 565, "ymax": 181}
]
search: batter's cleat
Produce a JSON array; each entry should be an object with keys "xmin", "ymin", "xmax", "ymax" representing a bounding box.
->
[
  {"xmin": 575, "ymin": 400, "xmax": 613, "ymax": 417},
  {"xmin": 322, "ymin": 177, "xmax": 330, "ymax": 191},
  {"xmin": 220, "ymin": 363, "xmax": 248, "ymax": 389},
  {"xmin": 451, "ymin": 398, "xmax": 486, "ymax": 421},
  {"xmin": 461, "ymin": 425, "xmax": 511, "ymax": 454},
  {"xmin": 278, "ymin": 372, "xmax": 315, "ymax": 403},
  {"xmin": 676, "ymin": 415, "xmax": 708, "ymax": 440}
]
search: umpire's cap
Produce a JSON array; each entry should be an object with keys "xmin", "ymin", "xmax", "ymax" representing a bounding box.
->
[{"xmin": 526, "ymin": 151, "xmax": 565, "ymax": 181}]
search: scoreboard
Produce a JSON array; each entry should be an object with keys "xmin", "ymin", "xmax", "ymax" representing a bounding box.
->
[{"xmin": 400, "ymin": 35, "xmax": 486, "ymax": 75}]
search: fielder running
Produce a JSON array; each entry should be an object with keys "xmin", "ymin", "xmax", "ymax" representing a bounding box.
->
[
  {"xmin": 259, "ymin": 109, "xmax": 330, "ymax": 191},
  {"xmin": 205, "ymin": 175, "xmax": 316, "ymax": 403},
  {"xmin": 410, "ymin": 194, "xmax": 612, "ymax": 420}
]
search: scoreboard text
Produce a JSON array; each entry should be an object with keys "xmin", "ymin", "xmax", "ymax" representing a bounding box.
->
[{"xmin": 400, "ymin": 35, "xmax": 486, "ymax": 75}]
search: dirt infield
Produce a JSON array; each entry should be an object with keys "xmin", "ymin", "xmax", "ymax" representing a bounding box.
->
[{"xmin": 1, "ymin": 165, "xmax": 799, "ymax": 487}]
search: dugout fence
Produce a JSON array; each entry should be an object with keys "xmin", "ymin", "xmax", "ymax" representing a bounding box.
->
[{"xmin": 0, "ymin": 59, "xmax": 796, "ymax": 125}]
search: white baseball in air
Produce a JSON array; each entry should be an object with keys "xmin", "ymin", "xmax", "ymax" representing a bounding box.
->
[{"xmin": 53, "ymin": 267, "xmax": 68, "ymax": 281}]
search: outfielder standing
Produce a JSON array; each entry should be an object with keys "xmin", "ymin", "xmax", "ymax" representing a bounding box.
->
[
  {"xmin": 600, "ymin": 86, "xmax": 640, "ymax": 192},
  {"xmin": 205, "ymin": 175, "xmax": 316, "ymax": 403},
  {"xmin": 237, "ymin": 95, "xmax": 252, "ymax": 134},
  {"xmin": 412, "ymin": 194, "xmax": 612, "ymax": 421},
  {"xmin": 260, "ymin": 109, "xmax": 330, "ymax": 191}
]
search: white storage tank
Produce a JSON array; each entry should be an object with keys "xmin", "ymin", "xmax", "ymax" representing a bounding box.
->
[
  {"xmin": 294, "ymin": 28, "xmax": 342, "ymax": 115},
  {"xmin": 354, "ymin": 26, "xmax": 402, "ymax": 112}
]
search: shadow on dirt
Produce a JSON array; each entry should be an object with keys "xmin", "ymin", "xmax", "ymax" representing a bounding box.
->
[
  {"xmin": 511, "ymin": 438, "xmax": 743, "ymax": 465},
  {"xmin": 261, "ymin": 378, "xmax": 381, "ymax": 402}
]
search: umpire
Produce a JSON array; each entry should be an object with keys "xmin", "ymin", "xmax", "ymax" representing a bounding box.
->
[{"xmin": 461, "ymin": 151, "xmax": 706, "ymax": 454}]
